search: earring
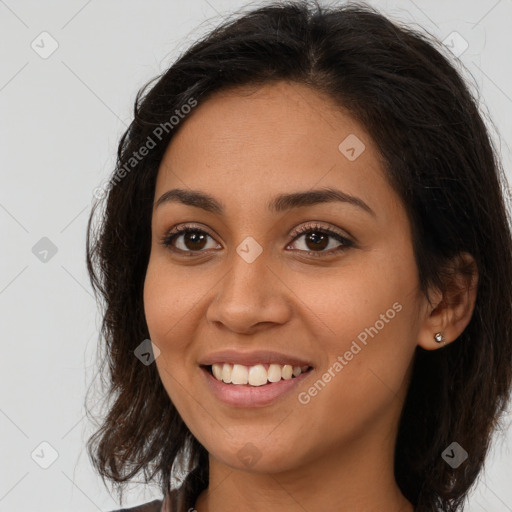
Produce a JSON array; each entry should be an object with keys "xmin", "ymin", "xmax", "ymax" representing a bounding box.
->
[{"xmin": 434, "ymin": 332, "xmax": 445, "ymax": 344}]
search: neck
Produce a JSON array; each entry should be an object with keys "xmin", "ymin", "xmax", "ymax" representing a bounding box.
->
[{"xmin": 194, "ymin": 428, "xmax": 413, "ymax": 512}]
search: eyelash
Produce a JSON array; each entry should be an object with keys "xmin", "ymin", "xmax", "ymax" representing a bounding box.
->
[{"xmin": 160, "ymin": 222, "xmax": 354, "ymax": 258}]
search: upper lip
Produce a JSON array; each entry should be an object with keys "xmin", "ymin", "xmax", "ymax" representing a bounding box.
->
[{"xmin": 199, "ymin": 349, "xmax": 314, "ymax": 368}]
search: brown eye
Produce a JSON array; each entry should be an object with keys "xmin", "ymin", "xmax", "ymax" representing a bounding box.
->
[
  {"xmin": 160, "ymin": 222, "xmax": 354, "ymax": 258},
  {"xmin": 288, "ymin": 223, "xmax": 354, "ymax": 256},
  {"xmin": 161, "ymin": 226, "xmax": 220, "ymax": 253},
  {"xmin": 302, "ymin": 231, "xmax": 329, "ymax": 251},
  {"xmin": 180, "ymin": 231, "xmax": 208, "ymax": 250}
]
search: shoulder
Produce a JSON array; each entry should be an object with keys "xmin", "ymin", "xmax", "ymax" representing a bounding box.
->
[
  {"xmin": 107, "ymin": 499, "xmax": 163, "ymax": 512},
  {"xmin": 106, "ymin": 470, "xmax": 202, "ymax": 512}
]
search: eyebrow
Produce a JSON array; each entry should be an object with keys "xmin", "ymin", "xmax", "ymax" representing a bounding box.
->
[{"xmin": 154, "ymin": 187, "xmax": 375, "ymax": 217}]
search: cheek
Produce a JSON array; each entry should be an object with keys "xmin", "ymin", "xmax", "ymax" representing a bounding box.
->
[
  {"xmin": 143, "ymin": 256, "xmax": 200, "ymax": 345},
  {"xmin": 294, "ymin": 247, "xmax": 420, "ymax": 397},
  {"xmin": 293, "ymin": 284, "xmax": 418, "ymax": 452},
  {"xmin": 143, "ymin": 256, "xmax": 211, "ymax": 407},
  {"xmin": 143, "ymin": 262, "xmax": 192, "ymax": 414},
  {"xmin": 291, "ymin": 249, "xmax": 416, "ymax": 343}
]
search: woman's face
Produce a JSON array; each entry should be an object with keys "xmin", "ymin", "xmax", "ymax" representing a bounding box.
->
[{"xmin": 144, "ymin": 81, "xmax": 429, "ymax": 474}]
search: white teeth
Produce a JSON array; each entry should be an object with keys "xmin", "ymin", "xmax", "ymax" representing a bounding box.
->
[
  {"xmin": 221, "ymin": 363, "xmax": 232, "ymax": 383},
  {"xmin": 212, "ymin": 363, "xmax": 223, "ymax": 380},
  {"xmin": 248, "ymin": 364, "xmax": 267, "ymax": 386},
  {"xmin": 231, "ymin": 364, "xmax": 248, "ymax": 385},
  {"xmin": 210, "ymin": 362, "xmax": 310, "ymax": 386},
  {"xmin": 267, "ymin": 364, "xmax": 283, "ymax": 382},
  {"xmin": 282, "ymin": 364, "xmax": 293, "ymax": 380}
]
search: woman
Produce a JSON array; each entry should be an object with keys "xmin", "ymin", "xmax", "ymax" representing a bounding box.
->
[{"xmin": 85, "ymin": 1, "xmax": 512, "ymax": 511}]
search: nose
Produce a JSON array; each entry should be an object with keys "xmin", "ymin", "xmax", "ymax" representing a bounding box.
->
[{"xmin": 205, "ymin": 249, "xmax": 292, "ymax": 334}]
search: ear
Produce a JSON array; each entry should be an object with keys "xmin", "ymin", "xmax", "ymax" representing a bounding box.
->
[{"xmin": 417, "ymin": 252, "xmax": 479, "ymax": 350}]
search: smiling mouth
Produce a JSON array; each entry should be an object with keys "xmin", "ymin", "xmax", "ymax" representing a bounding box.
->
[{"xmin": 202, "ymin": 363, "xmax": 314, "ymax": 387}]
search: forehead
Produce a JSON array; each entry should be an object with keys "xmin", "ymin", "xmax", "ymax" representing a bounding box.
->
[{"xmin": 154, "ymin": 81, "xmax": 393, "ymax": 218}]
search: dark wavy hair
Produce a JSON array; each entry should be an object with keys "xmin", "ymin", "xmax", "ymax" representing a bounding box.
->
[{"xmin": 85, "ymin": 1, "xmax": 512, "ymax": 510}]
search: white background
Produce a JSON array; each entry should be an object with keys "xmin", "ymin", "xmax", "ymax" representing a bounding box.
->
[{"xmin": 1, "ymin": 0, "xmax": 511, "ymax": 510}]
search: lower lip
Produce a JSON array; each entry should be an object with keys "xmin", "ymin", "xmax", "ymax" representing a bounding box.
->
[{"xmin": 201, "ymin": 366, "xmax": 313, "ymax": 408}]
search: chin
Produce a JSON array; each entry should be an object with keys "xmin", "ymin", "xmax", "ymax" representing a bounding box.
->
[{"xmin": 206, "ymin": 438, "xmax": 301, "ymax": 474}]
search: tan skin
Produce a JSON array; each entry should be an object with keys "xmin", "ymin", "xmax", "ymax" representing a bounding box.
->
[{"xmin": 143, "ymin": 81, "xmax": 478, "ymax": 512}]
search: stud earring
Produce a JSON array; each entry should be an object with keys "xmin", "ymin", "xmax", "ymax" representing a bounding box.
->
[{"xmin": 434, "ymin": 332, "xmax": 445, "ymax": 345}]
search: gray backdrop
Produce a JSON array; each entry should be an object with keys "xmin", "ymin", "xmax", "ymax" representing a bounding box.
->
[{"xmin": 1, "ymin": 0, "xmax": 511, "ymax": 510}]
